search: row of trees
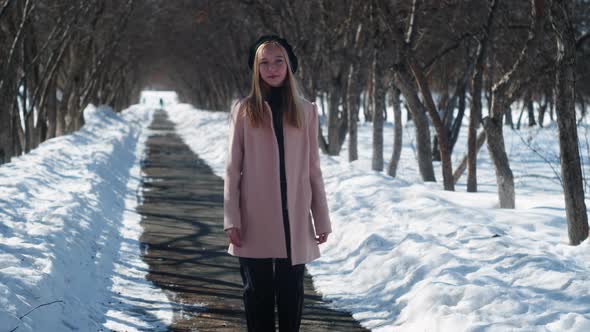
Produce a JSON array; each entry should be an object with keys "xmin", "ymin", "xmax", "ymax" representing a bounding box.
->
[
  {"xmin": 176, "ymin": 0, "xmax": 590, "ymax": 244},
  {"xmin": 1, "ymin": 0, "xmax": 588, "ymax": 244},
  {"xmin": 0, "ymin": 0, "xmax": 140, "ymax": 163}
]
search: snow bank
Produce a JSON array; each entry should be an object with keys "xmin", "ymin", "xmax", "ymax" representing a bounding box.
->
[{"xmin": 0, "ymin": 105, "xmax": 172, "ymax": 332}]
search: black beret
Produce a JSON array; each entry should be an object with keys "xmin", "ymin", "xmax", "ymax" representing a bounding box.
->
[{"xmin": 248, "ymin": 35, "xmax": 298, "ymax": 73}]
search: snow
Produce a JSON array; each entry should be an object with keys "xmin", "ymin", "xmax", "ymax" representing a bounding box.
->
[
  {"xmin": 0, "ymin": 104, "xmax": 173, "ymax": 332},
  {"xmin": 1, "ymin": 97, "xmax": 589, "ymax": 331},
  {"xmin": 167, "ymin": 102, "xmax": 590, "ymax": 332}
]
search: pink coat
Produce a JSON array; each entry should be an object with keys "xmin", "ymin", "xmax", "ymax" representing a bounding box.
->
[{"xmin": 223, "ymin": 98, "xmax": 332, "ymax": 265}]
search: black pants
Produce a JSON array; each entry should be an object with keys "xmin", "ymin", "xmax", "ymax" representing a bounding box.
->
[
  {"xmin": 239, "ymin": 205, "xmax": 304, "ymax": 331},
  {"xmin": 239, "ymin": 257, "xmax": 305, "ymax": 332}
]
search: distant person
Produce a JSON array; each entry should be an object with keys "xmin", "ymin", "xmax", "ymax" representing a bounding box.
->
[
  {"xmin": 224, "ymin": 35, "xmax": 332, "ymax": 331},
  {"xmin": 159, "ymin": 98, "xmax": 164, "ymax": 108}
]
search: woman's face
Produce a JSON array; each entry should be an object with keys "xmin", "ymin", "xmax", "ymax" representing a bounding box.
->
[{"xmin": 258, "ymin": 44, "xmax": 288, "ymax": 88}]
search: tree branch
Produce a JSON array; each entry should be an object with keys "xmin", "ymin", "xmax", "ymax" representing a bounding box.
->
[{"xmin": 8, "ymin": 300, "xmax": 64, "ymax": 332}]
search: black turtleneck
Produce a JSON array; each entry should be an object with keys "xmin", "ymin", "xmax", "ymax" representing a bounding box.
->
[{"xmin": 266, "ymin": 87, "xmax": 288, "ymax": 212}]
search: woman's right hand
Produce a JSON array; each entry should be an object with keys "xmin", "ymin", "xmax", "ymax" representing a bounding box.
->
[{"xmin": 225, "ymin": 227, "xmax": 242, "ymax": 247}]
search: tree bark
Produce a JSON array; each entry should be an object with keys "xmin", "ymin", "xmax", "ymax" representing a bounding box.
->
[
  {"xmin": 327, "ymin": 87, "xmax": 341, "ymax": 155},
  {"xmin": 347, "ymin": 62, "xmax": 361, "ymax": 162},
  {"xmin": 0, "ymin": 91, "xmax": 13, "ymax": 163},
  {"xmin": 527, "ymin": 99, "xmax": 537, "ymax": 126},
  {"xmin": 408, "ymin": 56, "xmax": 454, "ymax": 190},
  {"xmin": 387, "ymin": 86, "xmax": 403, "ymax": 177},
  {"xmin": 365, "ymin": 69, "xmax": 373, "ymax": 123},
  {"xmin": 372, "ymin": 52, "xmax": 385, "ymax": 172},
  {"xmin": 392, "ymin": 64, "xmax": 436, "ymax": 182},
  {"xmin": 538, "ymin": 95, "xmax": 548, "ymax": 127},
  {"xmin": 483, "ymin": 115, "xmax": 515, "ymax": 208},
  {"xmin": 549, "ymin": 0, "xmax": 589, "ymax": 245}
]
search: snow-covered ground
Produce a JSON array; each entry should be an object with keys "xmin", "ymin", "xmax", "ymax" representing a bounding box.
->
[
  {"xmin": 168, "ymin": 102, "xmax": 590, "ymax": 332},
  {"xmin": 0, "ymin": 105, "xmax": 173, "ymax": 332},
  {"xmin": 2, "ymin": 99, "xmax": 589, "ymax": 331}
]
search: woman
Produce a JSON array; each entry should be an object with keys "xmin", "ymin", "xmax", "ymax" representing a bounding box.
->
[{"xmin": 223, "ymin": 35, "xmax": 332, "ymax": 331}]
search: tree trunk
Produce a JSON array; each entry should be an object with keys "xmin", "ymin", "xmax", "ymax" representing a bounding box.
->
[
  {"xmin": 504, "ymin": 107, "xmax": 514, "ymax": 128},
  {"xmin": 388, "ymin": 87, "xmax": 403, "ymax": 177},
  {"xmin": 0, "ymin": 108, "xmax": 11, "ymax": 164},
  {"xmin": 347, "ymin": 63, "xmax": 361, "ymax": 162},
  {"xmin": 483, "ymin": 114, "xmax": 515, "ymax": 208},
  {"xmin": 36, "ymin": 109, "xmax": 47, "ymax": 146},
  {"xmin": 392, "ymin": 64, "xmax": 436, "ymax": 182},
  {"xmin": 46, "ymin": 82, "xmax": 57, "ymax": 139},
  {"xmin": 12, "ymin": 101, "xmax": 24, "ymax": 156},
  {"xmin": 549, "ymin": 95, "xmax": 555, "ymax": 121},
  {"xmin": 0, "ymin": 83, "xmax": 14, "ymax": 163},
  {"xmin": 516, "ymin": 102, "xmax": 526, "ymax": 129},
  {"xmin": 550, "ymin": 0, "xmax": 589, "ymax": 245},
  {"xmin": 25, "ymin": 110, "xmax": 34, "ymax": 153},
  {"xmin": 65, "ymin": 90, "xmax": 77, "ymax": 133},
  {"xmin": 538, "ymin": 96, "xmax": 547, "ymax": 128},
  {"xmin": 449, "ymin": 82, "xmax": 466, "ymax": 154},
  {"xmin": 432, "ymin": 86, "xmax": 451, "ymax": 162},
  {"xmin": 484, "ymin": 0, "xmax": 543, "ymax": 208},
  {"xmin": 75, "ymin": 105, "xmax": 85, "ymax": 129},
  {"xmin": 327, "ymin": 87, "xmax": 342, "ymax": 155},
  {"xmin": 527, "ymin": 99, "xmax": 537, "ymax": 126},
  {"xmin": 365, "ymin": 70, "xmax": 373, "ymax": 123},
  {"xmin": 408, "ymin": 57, "xmax": 454, "ymax": 190},
  {"xmin": 372, "ymin": 56, "xmax": 385, "ymax": 172},
  {"xmin": 55, "ymin": 93, "xmax": 66, "ymax": 137},
  {"xmin": 455, "ymin": 130, "xmax": 487, "ymax": 184}
]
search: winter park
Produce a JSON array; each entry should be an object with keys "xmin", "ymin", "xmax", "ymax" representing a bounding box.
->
[{"xmin": 1, "ymin": 1, "xmax": 590, "ymax": 331}]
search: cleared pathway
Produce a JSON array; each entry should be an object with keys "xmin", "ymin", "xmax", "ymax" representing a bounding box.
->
[{"xmin": 137, "ymin": 109, "xmax": 368, "ymax": 331}]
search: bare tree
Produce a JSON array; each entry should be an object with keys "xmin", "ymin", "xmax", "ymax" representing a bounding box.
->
[
  {"xmin": 2, "ymin": 0, "xmax": 589, "ymax": 230},
  {"xmin": 484, "ymin": 0, "xmax": 546, "ymax": 208},
  {"xmin": 0, "ymin": 0, "xmax": 141, "ymax": 163}
]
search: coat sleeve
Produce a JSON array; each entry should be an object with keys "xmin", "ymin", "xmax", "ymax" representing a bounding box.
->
[
  {"xmin": 224, "ymin": 100, "xmax": 244, "ymax": 231},
  {"xmin": 309, "ymin": 102, "xmax": 332, "ymax": 235}
]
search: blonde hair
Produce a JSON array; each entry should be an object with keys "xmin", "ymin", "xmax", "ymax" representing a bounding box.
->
[{"xmin": 240, "ymin": 42, "xmax": 303, "ymax": 129}]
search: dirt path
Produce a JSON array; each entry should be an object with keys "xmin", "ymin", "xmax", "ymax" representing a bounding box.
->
[{"xmin": 137, "ymin": 109, "xmax": 368, "ymax": 331}]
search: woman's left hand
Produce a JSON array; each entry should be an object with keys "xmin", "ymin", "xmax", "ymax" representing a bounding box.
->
[{"xmin": 316, "ymin": 233, "xmax": 329, "ymax": 244}]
